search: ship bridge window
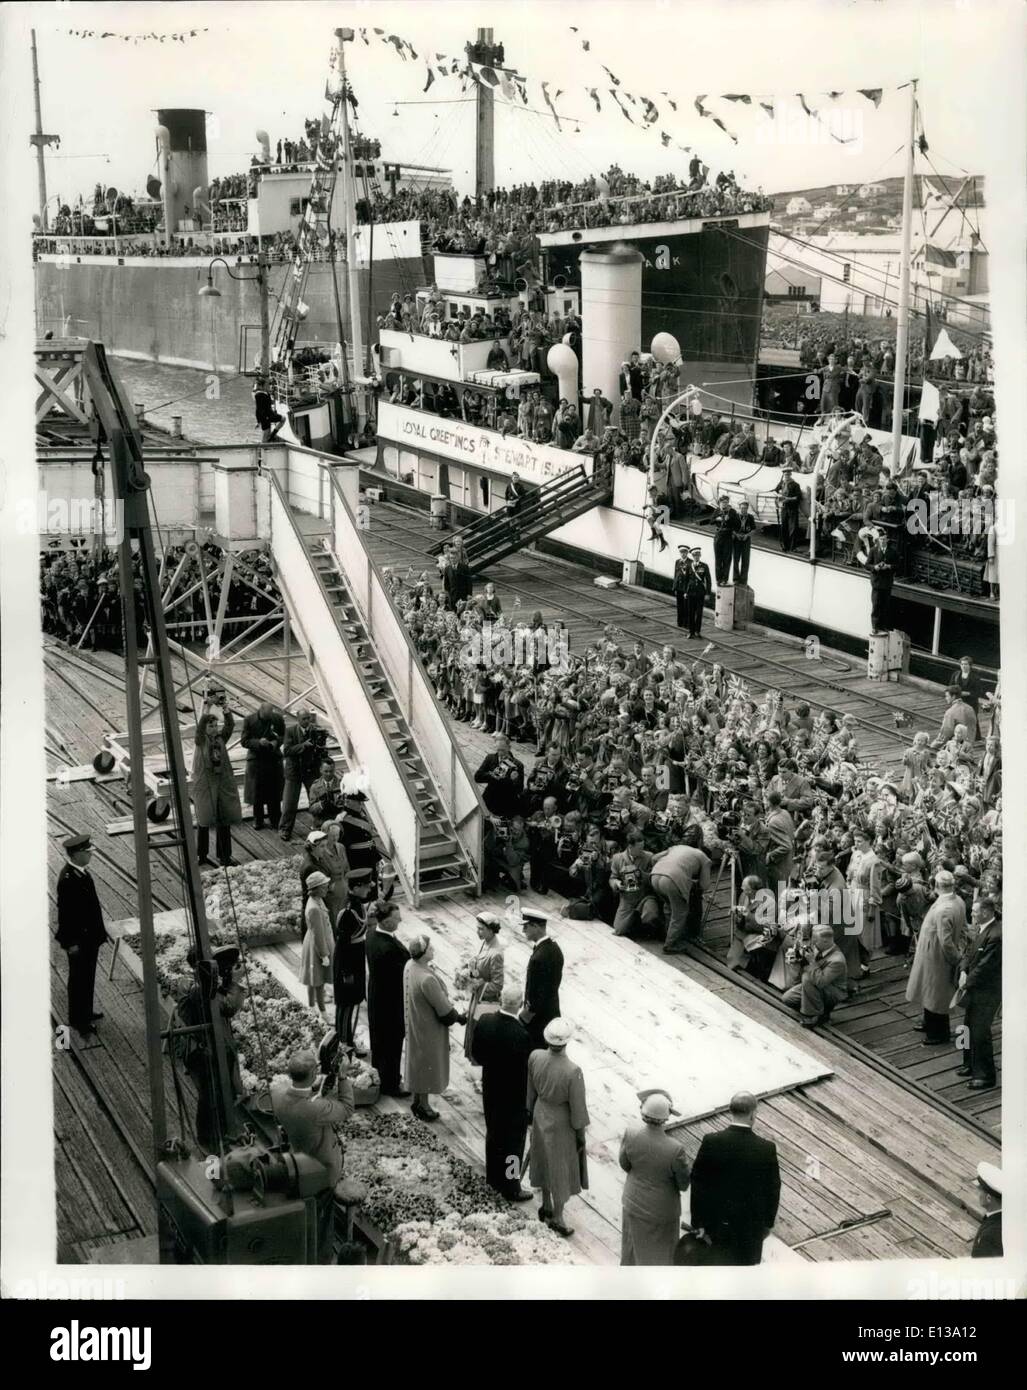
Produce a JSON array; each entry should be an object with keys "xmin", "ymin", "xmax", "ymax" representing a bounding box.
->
[{"xmin": 290, "ymin": 197, "xmax": 310, "ymax": 216}]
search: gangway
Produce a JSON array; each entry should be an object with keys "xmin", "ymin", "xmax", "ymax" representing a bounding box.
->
[{"xmin": 266, "ymin": 466, "xmax": 484, "ymax": 905}]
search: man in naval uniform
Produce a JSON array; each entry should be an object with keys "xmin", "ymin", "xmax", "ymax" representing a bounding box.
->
[
  {"xmin": 775, "ymin": 467, "xmax": 803, "ymax": 553},
  {"xmin": 672, "ymin": 545, "xmax": 691, "ymax": 629},
  {"xmin": 684, "ymin": 546, "xmax": 712, "ymax": 639},
  {"xmin": 702, "ymin": 494, "xmax": 740, "ymax": 586},
  {"xmin": 971, "ymin": 1162, "xmax": 1003, "ymax": 1257},
  {"xmin": 55, "ymin": 833, "xmax": 111, "ymax": 1039},
  {"xmin": 732, "ymin": 500, "xmax": 757, "ymax": 583}
]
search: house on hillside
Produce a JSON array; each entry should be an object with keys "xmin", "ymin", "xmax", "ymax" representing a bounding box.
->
[
  {"xmin": 858, "ymin": 181, "xmax": 886, "ymax": 199},
  {"xmin": 835, "ymin": 184, "xmax": 853, "ymax": 196},
  {"xmin": 786, "ymin": 196, "xmax": 812, "ymax": 216},
  {"xmin": 813, "ymin": 203, "xmax": 839, "ymax": 219}
]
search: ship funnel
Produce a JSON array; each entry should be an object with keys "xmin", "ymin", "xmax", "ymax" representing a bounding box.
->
[
  {"xmin": 255, "ymin": 129, "xmax": 270, "ymax": 163},
  {"xmin": 579, "ymin": 245, "xmax": 643, "ymax": 430}
]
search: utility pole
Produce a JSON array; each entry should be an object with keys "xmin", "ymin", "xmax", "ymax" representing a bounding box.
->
[
  {"xmin": 467, "ymin": 27, "xmax": 503, "ymax": 201},
  {"xmin": 336, "ymin": 28, "xmax": 365, "ymax": 421},
  {"xmin": 30, "ymin": 29, "xmax": 60, "ymax": 231},
  {"xmin": 890, "ymin": 80, "xmax": 917, "ymax": 477}
]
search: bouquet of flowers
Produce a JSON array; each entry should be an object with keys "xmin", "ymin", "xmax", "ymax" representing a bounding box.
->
[
  {"xmin": 392, "ymin": 1211, "xmax": 573, "ymax": 1266},
  {"xmin": 346, "ymin": 1059, "xmax": 381, "ymax": 1107},
  {"xmin": 201, "ymin": 857, "xmax": 303, "ymax": 944}
]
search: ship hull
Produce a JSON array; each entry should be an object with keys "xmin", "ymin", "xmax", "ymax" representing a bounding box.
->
[{"xmin": 34, "ymin": 248, "xmax": 429, "ymax": 373}]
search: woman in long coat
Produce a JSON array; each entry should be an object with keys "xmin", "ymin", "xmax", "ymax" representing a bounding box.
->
[
  {"xmin": 528, "ymin": 1019, "xmax": 589, "ymax": 1237},
  {"xmin": 464, "ymin": 913, "xmax": 505, "ymax": 1064},
  {"xmin": 192, "ymin": 702, "xmax": 242, "ymax": 867},
  {"xmin": 846, "ymin": 827, "xmax": 883, "ymax": 969},
  {"xmin": 299, "ymin": 872, "xmax": 334, "ymax": 1014},
  {"xmin": 403, "ymin": 936, "xmax": 466, "ymax": 1123},
  {"xmin": 619, "ymin": 1093, "xmax": 692, "ymax": 1265},
  {"xmin": 905, "ymin": 873, "xmax": 967, "ymax": 1042}
]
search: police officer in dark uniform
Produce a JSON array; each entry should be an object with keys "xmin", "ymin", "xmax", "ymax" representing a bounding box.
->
[
  {"xmin": 733, "ymin": 500, "xmax": 757, "ymax": 583},
  {"xmin": 702, "ymin": 495, "xmax": 741, "ymax": 585},
  {"xmin": 55, "ymin": 833, "xmax": 111, "ymax": 1039},
  {"xmin": 867, "ymin": 537, "xmax": 894, "ymax": 634},
  {"xmin": 684, "ymin": 546, "xmax": 712, "ymax": 639},
  {"xmin": 672, "ymin": 545, "xmax": 691, "ymax": 628},
  {"xmin": 971, "ymin": 1162, "xmax": 1003, "ymax": 1258},
  {"xmin": 775, "ymin": 467, "xmax": 803, "ymax": 552}
]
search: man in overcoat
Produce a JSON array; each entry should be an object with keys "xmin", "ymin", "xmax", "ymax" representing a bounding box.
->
[
  {"xmin": 55, "ymin": 832, "xmax": 111, "ymax": 1038},
  {"xmin": 472, "ymin": 982, "xmax": 535, "ymax": 1202},
  {"xmin": 905, "ymin": 870, "xmax": 967, "ymax": 1043}
]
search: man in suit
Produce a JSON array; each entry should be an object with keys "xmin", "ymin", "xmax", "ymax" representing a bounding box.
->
[
  {"xmin": 775, "ymin": 467, "xmax": 803, "ymax": 552},
  {"xmin": 365, "ymin": 899, "xmax": 411, "ymax": 1097},
  {"xmin": 782, "ymin": 924, "xmax": 849, "ymax": 1027},
  {"xmin": 240, "ymin": 701, "xmax": 285, "ymax": 830},
  {"xmin": 732, "ymin": 500, "xmax": 757, "ymax": 583},
  {"xmin": 55, "ymin": 832, "xmax": 111, "ymax": 1039},
  {"xmin": 971, "ymin": 1162, "xmax": 1003, "ymax": 1258},
  {"xmin": 957, "ymin": 897, "xmax": 1001, "ymax": 1090},
  {"xmin": 271, "ymin": 1049, "xmax": 356, "ymax": 1263},
  {"xmin": 672, "ymin": 545, "xmax": 691, "ymax": 629},
  {"xmin": 520, "ymin": 909, "xmax": 563, "ymax": 1051},
  {"xmin": 308, "ymin": 755, "xmax": 343, "ymax": 827},
  {"xmin": 474, "ymin": 733, "xmax": 526, "ymax": 819},
  {"xmin": 684, "ymin": 546, "xmax": 712, "ymax": 639},
  {"xmin": 280, "ymin": 708, "xmax": 324, "ymax": 841},
  {"xmin": 689, "ymin": 1091, "xmax": 781, "ymax": 1265},
  {"xmin": 472, "ymin": 982, "xmax": 535, "ymax": 1202}
]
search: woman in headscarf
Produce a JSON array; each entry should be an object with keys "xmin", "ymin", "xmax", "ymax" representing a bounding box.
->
[
  {"xmin": 299, "ymin": 871, "xmax": 334, "ymax": 1014},
  {"xmin": 463, "ymin": 913, "xmax": 505, "ymax": 1064},
  {"xmin": 619, "ymin": 1090, "xmax": 691, "ymax": 1265},
  {"xmin": 403, "ymin": 935, "xmax": 467, "ymax": 1122},
  {"xmin": 528, "ymin": 1018, "xmax": 590, "ymax": 1237},
  {"xmin": 192, "ymin": 696, "xmax": 242, "ymax": 868}
]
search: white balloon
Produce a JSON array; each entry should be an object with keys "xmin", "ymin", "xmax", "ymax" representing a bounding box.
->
[{"xmin": 650, "ymin": 332, "xmax": 681, "ymax": 365}]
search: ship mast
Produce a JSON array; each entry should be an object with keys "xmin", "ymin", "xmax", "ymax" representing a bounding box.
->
[
  {"xmin": 468, "ymin": 27, "xmax": 503, "ymax": 199},
  {"xmin": 890, "ymin": 80, "xmax": 917, "ymax": 476},
  {"xmin": 30, "ymin": 29, "xmax": 59, "ymax": 231},
  {"xmin": 336, "ymin": 28, "xmax": 365, "ymax": 412}
]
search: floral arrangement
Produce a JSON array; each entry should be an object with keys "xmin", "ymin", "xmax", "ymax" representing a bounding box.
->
[
  {"xmin": 392, "ymin": 1212, "xmax": 575, "ymax": 1266},
  {"xmin": 201, "ymin": 858, "xmax": 303, "ymax": 944},
  {"xmin": 124, "ymin": 923, "xmax": 326, "ymax": 1094}
]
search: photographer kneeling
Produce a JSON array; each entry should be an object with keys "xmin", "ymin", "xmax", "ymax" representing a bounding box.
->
[{"xmin": 782, "ymin": 923, "xmax": 848, "ymax": 1028}]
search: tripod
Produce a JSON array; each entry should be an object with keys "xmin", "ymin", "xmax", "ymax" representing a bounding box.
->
[{"xmin": 700, "ymin": 847, "xmax": 737, "ymax": 943}]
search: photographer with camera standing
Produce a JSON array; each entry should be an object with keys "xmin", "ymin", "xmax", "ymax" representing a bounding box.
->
[
  {"xmin": 280, "ymin": 708, "xmax": 324, "ymax": 841},
  {"xmin": 239, "ymin": 701, "xmax": 285, "ymax": 831},
  {"xmin": 192, "ymin": 693, "xmax": 242, "ymax": 867},
  {"xmin": 474, "ymin": 732, "xmax": 526, "ymax": 819}
]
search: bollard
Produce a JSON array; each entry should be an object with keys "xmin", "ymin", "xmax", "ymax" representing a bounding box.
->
[
  {"xmin": 171, "ymin": 416, "xmax": 183, "ymax": 438},
  {"xmin": 134, "ymin": 402, "xmax": 146, "ymax": 423}
]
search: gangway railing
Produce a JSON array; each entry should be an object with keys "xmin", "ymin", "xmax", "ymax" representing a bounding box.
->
[{"xmin": 327, "ymin": 469, "xmax": 484, "ymax": 891}]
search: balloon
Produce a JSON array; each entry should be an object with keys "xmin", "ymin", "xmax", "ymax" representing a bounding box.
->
[
  {"xmin": 547, "ymin": 343, "xmax": 578, "ymax": 374},
  {"xmin": 650, "ymin": 332, "xmax": 681, "ymax": 365}
]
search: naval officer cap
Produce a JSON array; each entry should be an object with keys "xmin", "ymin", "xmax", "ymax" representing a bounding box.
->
[
  {"xmin": 976, "ymin": 1162, "xmax": 1002, "ymax": 1198},
  {"xmin": 521, "ymin": 908, "xmax": 548, "ymax": 927},
  {"xmin": 63, "ymin": 832, "xmax": 92, "ymax": 853}
]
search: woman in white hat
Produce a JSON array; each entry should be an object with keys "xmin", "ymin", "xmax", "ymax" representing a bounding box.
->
[
  {"xmin": 299, "ymin": 871, "xmax": 334, "ymax": 1014},
  {"xmin": 527, "ymin": 1018, "xmax": 589, "ymax": 1237},
  {"xmin": 619, "ymin": 1090, "xmax": 691, "ymax": 1266},
  {"xmin": 464, "ymin": 913, "xmax": 505, "ymax": 1064}
]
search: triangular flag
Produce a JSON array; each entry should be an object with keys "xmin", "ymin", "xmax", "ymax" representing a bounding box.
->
[
  {"xmin": 541, "ymin": 81, "xmax": 562, "ymax": 129},
  {"xmin": 499, "ymin": 70, "xmax": 516, "ymax": 101},
  {"xmin": 478, "ymin": 65, "xmax": 500, "ymax": 86},
  {"xmin": 405, "ymin": 40, "xmax": 418, "ymax": 60},
  {"xmin": 424, "ymin": 67, "xmax": 435, "ymax": 93},
  {"xmin": 602, "ymin": 65, "xmax": 621, "ymax": 86},
  {"xmin": 587, "ymin": 87, "xmax": 602, "ymax": 113},
  {"xmin": 660, "ymin": 130, "xmax": 672, "ymax": 147},
  {"xmin": 797, "ymin": 94, "xmax": 818, "ymax": 118},
  {"xmin": 387, "ymin": 35, "xmax": 407, "ymax": 60},
  {"xmin": 712, "ymin": 116, "xmax": 738, "ymax": 143},
  {"xmin": 858, "ymin": 88, "xmax": 883, "ymax": 107},
  {"xmin": 695, "ymin": 95, "xmax": 709, "ymax": 116},
  {"xmin": 721, "ymin": 94, "xmax": 752, "ymax": 103},
  {"xmin": 759, "ymin": 100, "xmax": 775, "ymax": 118},
  {"xmin": 359, "ymin": 27, "xmax": 369, "ymax": 44},
  {"xmin": 827, "ymin": 91, "xmax": 844, "ymax": 99},
  {"xmin": 660, "ymin": 92, "xmax": 678, "ymax": 112},
  {"xmin": 610, "ymin": 90, "xmax": 635, "ymax": 123}
]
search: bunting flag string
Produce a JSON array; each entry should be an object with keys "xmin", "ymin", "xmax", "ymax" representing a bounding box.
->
[
  {"xmin": 61, "ymin": 26, "xmax": 209, "ymax": 42},
  {"xmin": 721, "ymin": 94, "xmax": 752, "ymax": 104},
  {"xmin": 540, "ymin": 81, "xmax": 563, "ymax": 130},
  {"xmin": 859, "ymin": 88, "xmax": 884, "ymax": 107}
]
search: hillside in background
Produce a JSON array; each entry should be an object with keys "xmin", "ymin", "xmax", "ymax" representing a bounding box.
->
[{"xmin": 768, "ymin": 174, "xmax": 985, "ymax": 236}]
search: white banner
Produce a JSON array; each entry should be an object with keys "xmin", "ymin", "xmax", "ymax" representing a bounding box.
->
[{"xmin": 377, "ymin": 402, "xmax": 590, "ymax": 487}]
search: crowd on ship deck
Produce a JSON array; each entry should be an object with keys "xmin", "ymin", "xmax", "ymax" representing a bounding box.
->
[
  {"xmin": 763, "ymin": 308, "xmax": 993, "ymax": 384},
  {"xmin": 377, "ymin": 560, "xmax": 1000, "ymax": 1073},
  {"xmin": 39, "ymin": 544, "xmax": 281, "ymax": 652}
]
